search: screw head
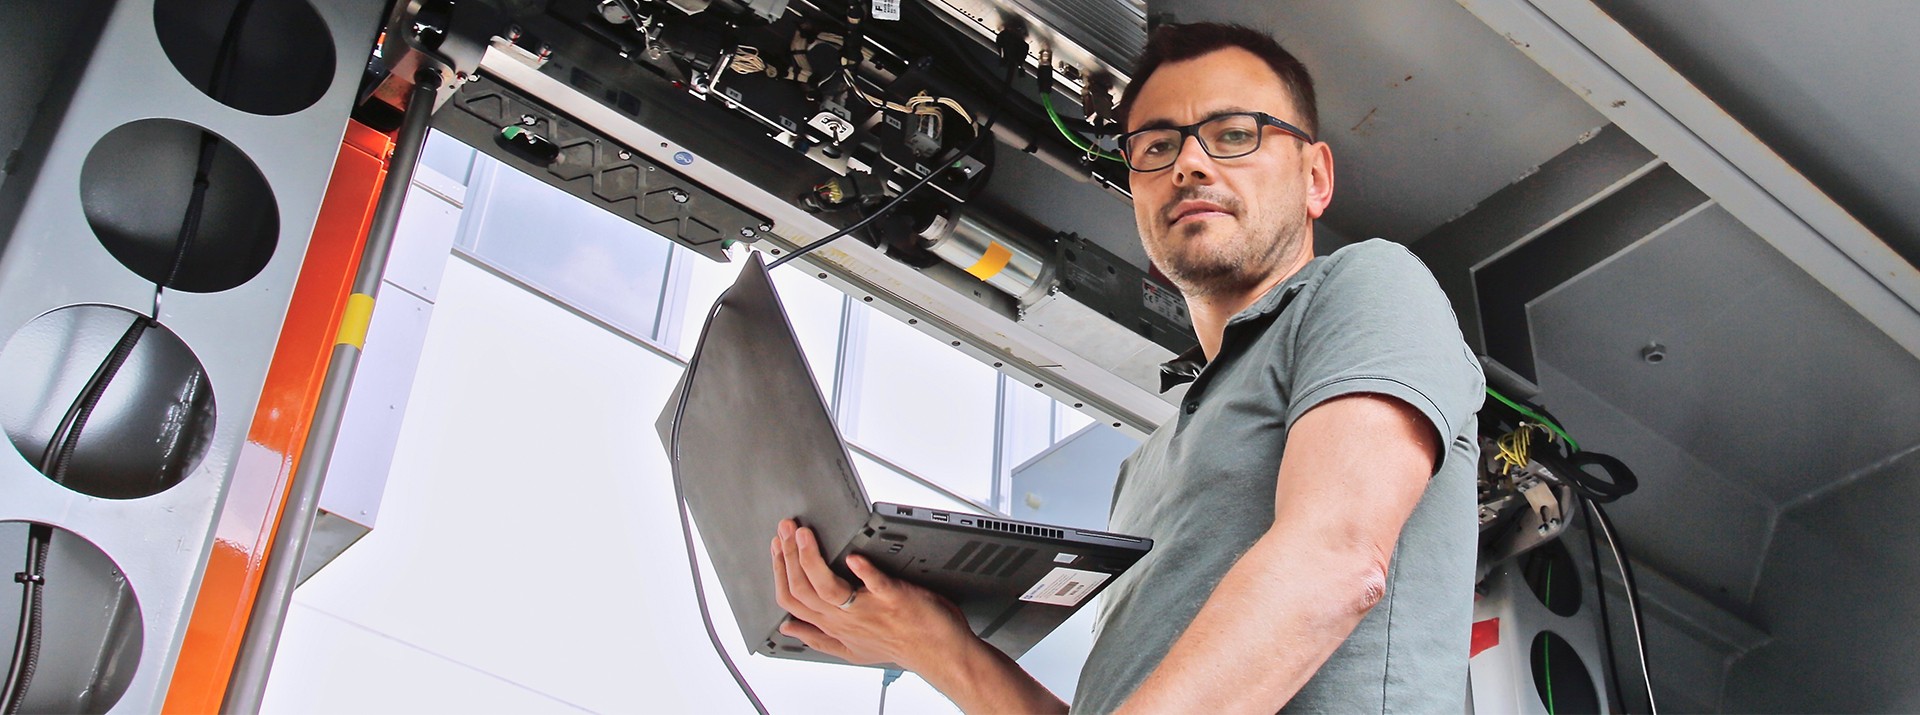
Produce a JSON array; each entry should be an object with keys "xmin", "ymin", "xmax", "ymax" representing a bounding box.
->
[
  {"xmin": 758, "ymin": 223, "xmax": 773, "ymax": 232},
  {"xmin": 1642, "ymin": 342, "xmax": 1668, "ymax": 364},
  {"xmin": 670, "ymin": 190, "xmax": 689, "ymax": 203},
  {"xmin": 739, "ymin": 227, "xmax": 756, "ymax": 238},
  {"xmin": 618, "ymin": 150, "xmax": 632, "ymax": 160},
  {"xmin": 520, "ymin": 114, "xmax": 537, "ymax": 125}
]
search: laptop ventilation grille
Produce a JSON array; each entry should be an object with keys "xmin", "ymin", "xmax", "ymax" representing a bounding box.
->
[
  {"xmin": 943, "ymin": 541, "xmax": 1039, "ymax": 578},
  {"xmin": 976, "ymin": 517, "xmax": 1064, "ymax": 541}
]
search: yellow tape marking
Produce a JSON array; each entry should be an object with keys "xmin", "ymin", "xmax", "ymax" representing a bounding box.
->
[
  {"xmin": 336, "ymin": 293, "xmax": 376, "ymax": 349},
  {"xmin": 965, "ymin": 242, "xmax": 1014, "ymax": 281}
]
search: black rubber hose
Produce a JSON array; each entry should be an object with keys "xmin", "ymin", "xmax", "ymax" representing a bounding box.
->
[
  {"xmin": 1584, "ymin": 498, "xmax": 1628, "ymax": 709},
  {"xmin": 1590, "ymin": 501, "xmax": 1657, "ymax": 713},
  {"xmin": 0, "ymin": 527, "xmax": 50, "ymax": 715}
]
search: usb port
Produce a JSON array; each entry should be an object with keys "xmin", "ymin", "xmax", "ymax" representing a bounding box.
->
[{"xmin": 931, "ymin": 512, "xmax": 949, "ymax": 522}]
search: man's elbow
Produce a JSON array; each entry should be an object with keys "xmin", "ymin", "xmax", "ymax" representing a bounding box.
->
[{"xmin": 1340, "ymin": 551, "xmax": 1391, "ymax": 619}]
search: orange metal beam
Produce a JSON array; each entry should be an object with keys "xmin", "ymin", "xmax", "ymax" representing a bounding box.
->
[{"xmin": 162, "ymin": 121, "xmax": 394, "ymax": 714}]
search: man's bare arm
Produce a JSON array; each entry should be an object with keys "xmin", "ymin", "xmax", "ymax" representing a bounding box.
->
[{"xmin": 1114, "ymin": 393, "xmax": 1440, "ymax": 713}]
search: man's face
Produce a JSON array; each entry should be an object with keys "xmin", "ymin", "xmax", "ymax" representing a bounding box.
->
[{"xmin": 1125, "ymin": 47, "xmax": 1333, "ymax": 298}]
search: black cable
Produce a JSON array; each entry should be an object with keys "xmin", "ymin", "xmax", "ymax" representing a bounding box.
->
[
  {"xmin": 769, "ymin": 61, "xmax": 1018, "ymax": 270},
  {"xmin": 2, "ymin": 1, "xmax": 251, "ymax": 706},
  {"xmin": 0, "ymin": 314, "xmax": 148, "ymax": 714},
  {"xmin": 667, "ymin": 297, "xmax": 771, "ymax": 715},
  {"xmin": 1588, "ymin": 501, "xmax": 1657, "ymax": 714},
  {"xmin": 0, "ymin": 527, "xmax": 49, "ymax": 715},
  {"xmin": 1583, "ymin": 497, "xmax": 1628, "ymax": 711}
]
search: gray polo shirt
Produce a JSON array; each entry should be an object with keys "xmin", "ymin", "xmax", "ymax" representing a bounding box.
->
[{"xmin": 1072, "ymin": 239, "xmax": 1484, "ymax": 713}]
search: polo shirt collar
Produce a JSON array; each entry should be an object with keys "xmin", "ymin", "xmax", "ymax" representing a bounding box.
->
[{"xmin": 1155, "ymin": 259, "xmax": 1322, "ymax": 393}]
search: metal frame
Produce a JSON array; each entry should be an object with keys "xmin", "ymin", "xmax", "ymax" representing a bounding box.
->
[
  {"xmin": 478, "ymin": 48, "xmax": 1175, "ymax": 438},
  {"xmin": 1456, "ymin": 0, "xmax": 1920, "ymax": 361},
  {"xmin": 0, "ymin": 0, "xmax": 384, "ymax": 711}
]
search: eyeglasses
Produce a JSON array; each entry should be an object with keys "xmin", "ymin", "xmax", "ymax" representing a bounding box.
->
[{"xmin": 1117, "ymin": 111, "xmax": 1315, "ymax": 173}]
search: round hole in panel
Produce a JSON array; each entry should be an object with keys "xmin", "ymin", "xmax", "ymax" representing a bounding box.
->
[
  {"xmin": 1521, "ymin": 538, "xmax": 1582, "ymax": 617},
  {"xmin": 0, "ymin": 305, "xmax": 217, "ymax": 499},
  {"xmin": 0, "ymin": 521, "xmax": 144, "ymax": 714},
  {"xmin": 1530, "ymin": 631, "xmax": 1600, "ymax": 714},
  {"xmin": 80, "ymin": 119, "xmax": 279, "ymax": 293},
  {"xmin": 152, "ymin": 0, "xmax": 336, "ymax": 116}
]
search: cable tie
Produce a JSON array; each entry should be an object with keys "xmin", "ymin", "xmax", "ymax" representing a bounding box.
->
[{"xmin": 13, "ymin": 572, "xmax": 42, "ymax": 585}]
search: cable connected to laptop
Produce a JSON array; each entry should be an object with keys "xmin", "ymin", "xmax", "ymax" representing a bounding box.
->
[{"xmin": 666, "ymin": 292, "xmax": 772, "ymax": 715}]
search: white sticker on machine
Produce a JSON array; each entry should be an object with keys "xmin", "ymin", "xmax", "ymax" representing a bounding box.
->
[{"xmin": 1019, "ymin": 567, "xmax": 1111, "ymax": 607}]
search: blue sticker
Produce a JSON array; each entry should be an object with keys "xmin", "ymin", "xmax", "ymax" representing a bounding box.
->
[{"xmin": 673, "ymin": 151, "xmax": 694, "ymax": 166}]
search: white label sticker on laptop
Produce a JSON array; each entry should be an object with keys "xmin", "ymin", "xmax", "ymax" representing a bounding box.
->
[
  {"xmin": 1020, "ymin": 567, "xmax": 1110, "ymax": 607},
  {"xmin": 1053, "ymin": 552, "xmax": 1077, "ymax": 564}
]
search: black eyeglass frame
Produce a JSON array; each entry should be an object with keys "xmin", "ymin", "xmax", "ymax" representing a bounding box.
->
[{"xmin": 1117, "ymin": 111, "xmax": 1317, "ymax": 173}]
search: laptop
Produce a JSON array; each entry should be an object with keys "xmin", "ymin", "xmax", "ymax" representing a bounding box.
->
[{"xmin": 657, "ymin": 253, "xmax": 1152, "ymax": 666}]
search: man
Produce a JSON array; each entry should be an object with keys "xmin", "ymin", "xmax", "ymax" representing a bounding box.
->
[{"xmin": 771, "ymin": 22, "xmax": 1483, "ymax": 712}]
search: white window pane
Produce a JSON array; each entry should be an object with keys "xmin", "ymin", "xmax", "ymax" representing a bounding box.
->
[
  {"xmin": 768, "ymin": 265, "xmax": 844, "ymax": 394},
  {"xmin": 468, "ymin": 163, "xmax": 673, "ymax": 338},
  {"xmin": 842, "ymin": 302, "xmax": 999, "ymax": 503},
  {"xmin": 670, "ymin": 247, "xmax": 740, "ymax": 357},
  {"xmin": 1002, "ymin": 378, "xmax": 1056, "ymax": 471},
  {"xmin": 419, "ymin": 130, "xmax": 475, "ymax": 186},
  {"xmin": 1055, "ymin": 401, "xmax": 1096, "ymax": 441},
  {"xmin": 852, "ymin": 452, "xmax": 984, "ymax": 515}
]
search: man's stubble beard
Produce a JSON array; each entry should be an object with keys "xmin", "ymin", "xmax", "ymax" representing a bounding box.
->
[{"xmin": 1144, "ymin": 188, "xmax": 1307, "ymax": 299}]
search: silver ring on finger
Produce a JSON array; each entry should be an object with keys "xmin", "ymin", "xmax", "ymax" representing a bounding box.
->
[{"xmin": 836, "ymin": 590, "xmax": 858, "ymax": 610}]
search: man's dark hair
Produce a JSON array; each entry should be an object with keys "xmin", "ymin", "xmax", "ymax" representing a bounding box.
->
[{"xmin": 1115, "ymin": 22, "xmax": 1319, "ymax": 138}]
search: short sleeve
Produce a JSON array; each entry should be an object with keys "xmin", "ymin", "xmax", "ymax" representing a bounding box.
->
[{"xmin": 1282, "ymin": 240, "xmax": 1485, "ymax": 466}]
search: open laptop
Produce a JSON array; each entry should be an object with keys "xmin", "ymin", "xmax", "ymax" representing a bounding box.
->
[{"xmin": 657, "ymin": 253, "xmax": 1151, "ymax": 666}]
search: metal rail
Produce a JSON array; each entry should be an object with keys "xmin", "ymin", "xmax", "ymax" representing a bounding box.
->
[{"xmin": 220, "ymin": 70, "xmax": 441, "ymax": 714}]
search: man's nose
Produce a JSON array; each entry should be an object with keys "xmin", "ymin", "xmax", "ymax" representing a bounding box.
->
[{"xmin": 1171, "ymin": 134, "xmax": 1214, "ymax": 186}]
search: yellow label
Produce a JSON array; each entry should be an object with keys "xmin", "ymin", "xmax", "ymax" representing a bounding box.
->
[
  {"xmin": 336, "ymin": 293, "xmax": 376, "ymax": 349},
  {"xmin": 965, "ymin": 242, "xmax": 1014, "ymax": 281}
]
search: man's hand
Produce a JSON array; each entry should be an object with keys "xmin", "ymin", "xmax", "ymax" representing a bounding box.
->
[
  {"xmin": 771, "ymin": 519, "xmax": 1069, "ymax": 714},
  {"xmin": 770, "ymin": 519, "xmax": 972, "ymax": 672}
]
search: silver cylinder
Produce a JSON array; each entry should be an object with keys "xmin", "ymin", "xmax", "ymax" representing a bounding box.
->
[{"xmin": 919, "ymin": 211, "xmax": 1055, "ymax": 307}]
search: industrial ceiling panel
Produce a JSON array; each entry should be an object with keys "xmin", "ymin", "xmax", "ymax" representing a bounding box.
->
[
  {"xmin": 1155, "ymin": 0, "xmax": 1607, "ymax": 245},
  {"xmin": 1534, "ymin": 362, "xmax": 1774, "ymax": 608},
  {"xmin": 1530, "ymin": 205, "xmax": 1920, "ymax": 506},
  {"xmin": 1594, "ymin": 0, "xmax": 1920, "ymax": 268}
]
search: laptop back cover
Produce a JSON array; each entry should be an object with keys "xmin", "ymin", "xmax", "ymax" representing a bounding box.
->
[{"xmin": 656, "ymin": 254, "xmax": 873, "ymax": 652}]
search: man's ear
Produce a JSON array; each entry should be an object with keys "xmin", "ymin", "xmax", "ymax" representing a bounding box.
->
[{"xmin": 1304, "ymin": 141, "xmax": 1335, "ymax": 221}]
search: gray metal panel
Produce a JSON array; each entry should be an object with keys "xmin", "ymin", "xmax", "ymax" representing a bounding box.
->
[
  {"xmin": 0, "ymin": 522, "xmax": 141, "ymax": 715},
  {"xmin": 1531, "ymin": 206, "xmax": 1920, "ymax": 506},
  {"xmin": 1477, "ymin": 164, "xmax": 1708, "ymax": 381},
  {"xmin": 1153, "ymin": 0, "xmax": 1608, "ymax": 244},
  {"xmin": 0, "ymin": 0, "xmax": 386, "ymax": 709},
  {"xmin": 319, "ymin": 282, "xmax": 439, "ymax": 531},
  {"xmin": 1533, "ymin": 363, "xmax": 1773, "ymax": 610},
  {"xmin": 379, "ymin": 186, "xmax": 463, "ymax": 304},
  {"xmin": 1594, "ymin": 0, "xmax": 1920, "ymax": 268},
  {"xmin": 294, "ymin": 511, "xmax": 371, "ymax": 587},
  {"xmin": 1410, "ymin": 124, "xmax": 1660, "ymax": 352},
  {"xmin": 1727, "ymin": 445, "xmax": 1920, "ymax": 712}
]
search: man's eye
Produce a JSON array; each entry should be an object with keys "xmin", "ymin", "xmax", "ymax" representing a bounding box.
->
[
  {"xmin": 1141, "ymin": 137, "xmax": 1178, "ymax": 156},
  {"xmin": 1214, "ymin": 128, "xmax": 1257, "ymax": 147}
]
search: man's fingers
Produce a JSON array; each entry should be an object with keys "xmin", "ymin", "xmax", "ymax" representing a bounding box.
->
[
  {"xmin": 794, "ymin": 526, "xmax": 855, "ymax": 604},
  {"xmin": 772, "ymin": 538, "xmax": 807, "ymax": 616},
  {"xmin": 777, "ymin": 526, "xmax": 823, "ymax": 610},
  {"xmin": 779, "ymin": 619, "xmax": 850, "ymax": 660},
  {"xmin": 845, "ymin": 554, "xmax": 892, "ymax": 595}
]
